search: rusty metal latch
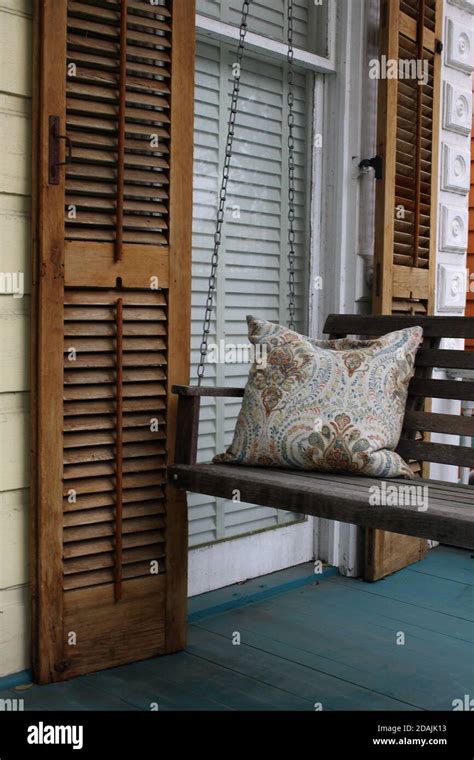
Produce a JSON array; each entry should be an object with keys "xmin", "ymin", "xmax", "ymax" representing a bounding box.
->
[{"xmin": 48, "ymin": 116, "xmax": 72, "ymax": 185}]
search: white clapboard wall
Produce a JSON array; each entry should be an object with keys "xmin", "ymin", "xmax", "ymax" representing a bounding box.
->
[
  {"xmin": 0, "ymin": 0, "xmax": 32, "ymax": 677},
  {"xmin": 190, "ymin": 32, "xmax": 311, "ymax": 546}
]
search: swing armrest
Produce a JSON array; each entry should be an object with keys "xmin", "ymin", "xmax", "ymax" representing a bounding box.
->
[{"xmin": 171, "ymin": 385, "xmax": 245, "ymax": 466}]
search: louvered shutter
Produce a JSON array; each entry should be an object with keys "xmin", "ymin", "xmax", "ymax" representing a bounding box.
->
[
  {"xmin": 373, "ymin": 0, "xmax": 441, "ymax": 316},
  {"xmin": 367, "ymin": 0, "xmax": 442, "ymax": 581},
  {"xmin": 189, "ymin": 39, "xmax": 310, "ymax": 544},
  {"xmin": 31, "ymin": 0, "xmax": 194, "ymax": 683}
]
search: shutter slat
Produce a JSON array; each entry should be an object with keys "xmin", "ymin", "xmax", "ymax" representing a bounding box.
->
[
  {"xmin": 64, "ymin": 529, "xmax": 165, "ymax": 558},
  {"xmin": 66, "ymin": 211, "xmax": 168, "ymax": 231},
  {"xmin": 64, "ymin": 456, "xmax": 166, "ymax": 480},
  {"xmin": 64, "ymin": 502, "xmax": 165, "ymax": 527},
  {"xmin": 64, "ymin": 398, "xmax": 166, "ymax": 415},
  {"xmin": 64, "ymin": 441, "xmax": 166, "ymax": 463},
  {"xmin": 64, "ymin": 320, "xmax": 166, "ymax": 335},
  {"xmin": 64, "ymin": 515, "xmax": 166, "ymax": 543},
  {"xmin": 64, "ymin": 544, "xmax": 166, "ymax": 578},
  {"xmin": 64, "ymin": 486, "xmax": 165, "ymax": 512},
  {"xmin": 67, "ymin": 195, "xmax": 168, "ymax": 212},
  {"xmin": 64, "ymin": 382, "xmax": 167, "ymax": 401}
]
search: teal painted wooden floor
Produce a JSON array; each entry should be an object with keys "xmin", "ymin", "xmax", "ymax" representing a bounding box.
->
[{"xmin": 1, "ymin": 546, "xmax": 473, "ymax": 711}]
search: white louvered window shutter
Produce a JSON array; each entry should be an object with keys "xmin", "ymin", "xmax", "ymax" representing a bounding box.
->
[
  {"xmin": 197, "ymin": 0, "xmax": 321, "ymax": 54},
  {"xmin": 189, "ymin": 25, "xmax": 312, "ymax": 546}
]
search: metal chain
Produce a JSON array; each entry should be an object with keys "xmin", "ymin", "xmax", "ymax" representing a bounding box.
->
[
  {"xmin": 287, "ymin": 0, "xmax": 296, "ymax": 331},
  {"xmin": 197, "ymin": 0, "xmax": 251, "ymax": 384}
]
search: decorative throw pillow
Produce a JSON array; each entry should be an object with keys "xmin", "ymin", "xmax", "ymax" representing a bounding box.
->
[{"xmin": 214, "ymin": 317, "xmax": 423, "ymax": 479}]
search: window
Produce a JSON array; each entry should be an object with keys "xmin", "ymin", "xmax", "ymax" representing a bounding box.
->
[{"xmin": 188, "ymin": 0, "xmax": 329, "ymax": 545}]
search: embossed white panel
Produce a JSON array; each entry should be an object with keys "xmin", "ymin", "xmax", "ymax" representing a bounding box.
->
[
  {"xmin": 437, "ymin": 263, "xmax": 467, "ymax": 311},
  {"xmin": 439, "ymin": 204, "xmax": 468, "ymax": 252},
  {"xmin": 445, "ymin": 18, "xmax": 474, "ymax": 73},
  {"xmin": 441, "ymin": 143, "xmax": 471, "ymax": 194},
  {"xmin": 443, "ymin": 82, "xmax": 472, "ymax": 135},
  {"xmin": 447, "ymin": 0, "xmax": 474, "ymax": 13}
]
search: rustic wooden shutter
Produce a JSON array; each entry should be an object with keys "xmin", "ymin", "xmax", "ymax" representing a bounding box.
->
[
  {"xmin": 31, "ymin": 0, "xmax": 194, "ymax": 683},
  {"xmin": 367, "ymin": 0, "xmax": 442, "ymax": 580}
]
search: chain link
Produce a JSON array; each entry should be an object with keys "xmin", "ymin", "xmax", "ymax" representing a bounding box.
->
[
  {"xmin": 197, "ymin": 0, "xmax": 251, "ymax": 384},
  {"xmin": 287, "ymin": 0, "xmax": 296, "ymax": 331}
]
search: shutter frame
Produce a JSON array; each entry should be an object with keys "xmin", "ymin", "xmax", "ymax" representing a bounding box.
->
[
  {"xmin": 32, "ymin": 0, "xmax": 68, "ymax": 684},
  {"xmin": 31, "ymin": 0, "xmax": 195, "ymax": 683},
  {"xmin": 165, "ymin": 0, "xmax": 195, "ymax": 653}
]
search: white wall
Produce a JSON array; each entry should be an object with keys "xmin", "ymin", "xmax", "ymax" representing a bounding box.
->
[{"xmin": 0, "ymin": 0, "xmax": 32, "ymax": 677}]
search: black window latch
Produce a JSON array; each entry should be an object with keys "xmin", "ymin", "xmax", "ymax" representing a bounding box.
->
[{"xmin": 358, "ymin": 155, "xmax": 383, "ymax": 180}]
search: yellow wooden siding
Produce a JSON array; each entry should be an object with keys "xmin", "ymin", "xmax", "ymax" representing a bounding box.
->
[
  {"xmin": 0, "ymin": 490, "xmax": 29, "ymax": 587},
  {"xmin": 0, "ymin": 0, "xmax": 32, "ymax": 677}
]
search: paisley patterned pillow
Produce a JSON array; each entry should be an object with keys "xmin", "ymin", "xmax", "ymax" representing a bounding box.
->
[{"xmin": 214, "ymin": 317, "xmax": 423, "ymax": 478}]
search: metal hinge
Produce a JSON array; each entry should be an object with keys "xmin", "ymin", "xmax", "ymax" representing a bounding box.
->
[{"xmin": 48, "ymin": 116, "xmax": 72, "ymax": 185}]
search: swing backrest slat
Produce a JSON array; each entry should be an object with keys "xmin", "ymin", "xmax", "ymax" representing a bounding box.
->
[{"xmin": 323, "ymin": 314, "xmax": 474, "ymax": 470}]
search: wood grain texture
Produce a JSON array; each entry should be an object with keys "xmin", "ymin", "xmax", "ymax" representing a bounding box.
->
[
  {"xmin": 165, "ymin": 0, "xmax": 195, "ymax": 655},
  {"xmin": 399, "ymin": 8, "xmax": 436, "ymax": 52},
  {"xmin": 324, "ymin": 314, "xmax": 474, "ymax": 338},
  {"xmin": 372, "ymin": 0, "xmax": 399, "ymax": 314},
  {"xmin": 174, "ymin": 395, "xmax": 201, "ymax": 465},
  {"xmin": 169, "ymin": 464, "xmax": 474, "ymax": 549},
  {"xmin": 392, "ymin": 265, "xmax": 429, "ymax": 300},
  {"xmin": 32, "ymin": 0, "xmax": 67, "ymax": 685},
  {"xmin": 31, "ymin": 0, "xmax": 194, "ymax": 683},
  {"xmin": 173, "ymin": 384, "xmax": 245, "ymax": 397},
  {"xmin": 403, "ymin": 410, "xmax": 474, "ymax": 436},
  {"xmin": 415, "ymin": 349, "xmax": 474, "ymax": 370},
  {"xmin": 365, "ymin": 529, "xmax": 426, "ymax": 583},
  {"xmin": 64, "ymin": 242, "xmax": 170, "ymax": 289},
  {"xmin": 29, "ymin": 0, "xmax": 41, "ymax": 681},
  {"xmin": 396, "ymin": 440, "xmax": 474, "ymax": 467},
  {"xmin": 61, "ymin": 576, "xmax": 165, "ymax": 680}
]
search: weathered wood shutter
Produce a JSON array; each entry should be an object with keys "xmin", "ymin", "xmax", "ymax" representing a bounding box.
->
[
  {"xmin": 31, "ymin": 0, "xmax": 194, "ymax": 683},
  {"xmin": 367, "ymin": 0, "xmax": 442, "ymax": 580},
  {"xmin": 373, "ymin": 0, "xmax": 441, "ymax": 316}
]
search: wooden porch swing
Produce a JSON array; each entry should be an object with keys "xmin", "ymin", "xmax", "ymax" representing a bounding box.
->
[{"xmin": 169, "ymin": 1, "xmax": 474, "ymax": 550}]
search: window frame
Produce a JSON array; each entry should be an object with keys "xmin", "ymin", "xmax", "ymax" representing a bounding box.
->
[{"xmin": 195, "ymin": 12, "xmax": 337, "ymax": 73}]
